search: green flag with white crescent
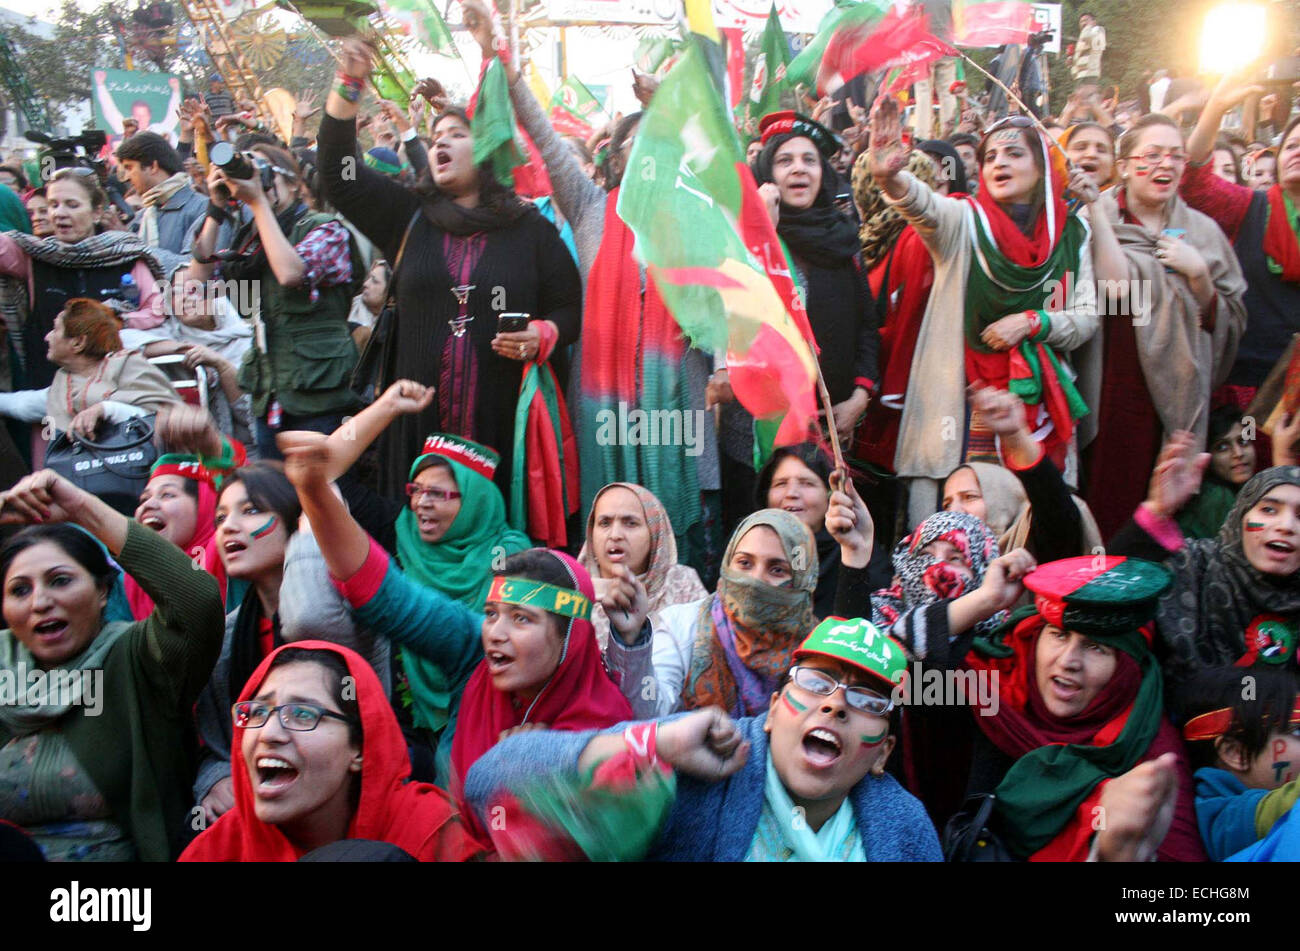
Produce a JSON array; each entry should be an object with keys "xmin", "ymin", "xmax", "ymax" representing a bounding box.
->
[{"xmin": 738, "ymin": 3, "xmax": 791, "ymax": 136}]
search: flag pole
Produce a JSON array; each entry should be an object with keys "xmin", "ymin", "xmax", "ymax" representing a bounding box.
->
[
  {"xmin": 953, "ymin": 49, "xmax": 1072, "ymax": 166},
  {"xmin": 815, "ymin": 362, "xmax": 846, "ymax": 472}
]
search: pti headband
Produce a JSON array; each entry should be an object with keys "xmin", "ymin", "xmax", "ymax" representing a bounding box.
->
[
  {"xmin": 411, "ymin": 433, "xmax": 499, "ymax": 482},
  {"xmin": 1183, "ymin": 699, "xmax": 1300, "ymax": 742},
  {"xmin": 487, "ymin": 576, "xmax": 592, "ymax": 622}
]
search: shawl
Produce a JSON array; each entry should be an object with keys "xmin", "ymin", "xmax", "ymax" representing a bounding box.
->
[
  {"xmin": 744, "ymin": 753, "xmax": 865, "ymax": 861},
  {"xmin": 680, "ymin": 509, "xmax": 819, "ymax": 716},
  {"xmin": 1076, "ymin": 187, "xmax": 1247, "ymax": 449},
  {"xmin": 396, "ymin": 451, "xmax": 531, "ymax": 731},
  {"xmin": 179, "ymin": 641, "xmax": 487, "ymax": 861},
  {"xmin": 852, "ymin": 148, "xmax": 936, "ymax": 270},
  {"xmin": 0, "ymin": 230, "xmax": 178, "ymax": 372},
  {"xmin": 577, "ymin": 189, "xmax": 699, "ymax": 545},
  {"xmin": 872, "ymin": 510, "xmax": 1004, "ymax": 640},
  {"xmin": 1175, "ymin": 479, "xmax": 1239, "ymax": 540},
  {"xmin": 0, "ymin": 620, "xmax": 128, "ymax": 734},
  {"xmin": 1156, "ymin": 466, "xmax": 1300, "ymax": 690},
  {"xmin": 966, "ymin": 607, "xmax": 1185, "ymax": 860},
  {"xmin": 970, "ymin": 127, "xmax": 1069, "ymax": 269},
  {"xmin": 449, "ymin": 551, "xmax": 632, "ymax": 796},
  {"xmin": 419, "ymin": 188, "xmax": 531, "ymax": 238},
  {"xmin": 1263, "ymin": 184, "xmax": 1300, "ymax": 283},
  {"xmin": 137, "ymin": 172, "xmax": 190, "ymax": 249},
  {"xmin": 511, "ymin": 358, "xmax": 580, "ymax": 548},
  {"xmin": 45, "ymin": 349, "xmax": 181, "ymax": 432},
  {"xmin": 577, "ymin": 482, "xmax": 708, "ymax": 649},
  {"xmin": 753, "ymin": 134, "xmax": 860, "ymax": 269}
]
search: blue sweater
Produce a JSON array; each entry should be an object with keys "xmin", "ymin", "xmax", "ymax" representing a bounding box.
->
[
  {"xmin": 465, "ymin": 714, "xmax": 942, "ymax": 861},
  {"xmin": 1194, "ymin": 767, "xmax": 1268, "ymax": 862}
]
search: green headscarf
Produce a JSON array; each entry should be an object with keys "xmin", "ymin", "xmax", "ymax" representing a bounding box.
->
[{"xmin": 395, "ymin": 449, "xmax": 531, "ymax": 732}]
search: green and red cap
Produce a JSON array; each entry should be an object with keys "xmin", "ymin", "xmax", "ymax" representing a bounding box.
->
[
  {"xmin": 1023, "ymin": 556, "xmax": 1172, "ymax": 638},
  {"xmin": 793, "ymin": 616, "xmax": 909, "ymax": 693},
  {"xmin": 410, "ymin": 433, "xmax": 500, "ymax": 482}
]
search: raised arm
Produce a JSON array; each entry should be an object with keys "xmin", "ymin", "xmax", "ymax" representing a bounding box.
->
[
  {"xmin": 321, "ymin": 380, "xmax": 434, "ymax": 482},
  {"xmin": 319, "ymin": 38, "xmax": 420, "ymax": 256}
]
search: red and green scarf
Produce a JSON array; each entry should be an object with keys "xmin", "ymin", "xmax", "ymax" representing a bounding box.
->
[
  {"xmin": 511, "ymin": 360, "xmax": 580, "ymax": 548},
  {"xmin": 1264, "ymin": 185, "xmax": 1300, "ymax": 284},
  {"xmin": 577, "ymin": 190, "xmax": 701, "ymax": 543}
]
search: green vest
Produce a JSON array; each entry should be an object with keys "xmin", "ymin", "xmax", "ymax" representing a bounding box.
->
[{"xmin": 237, "ymin": 209, "xmax": 361, "ymax": 418}]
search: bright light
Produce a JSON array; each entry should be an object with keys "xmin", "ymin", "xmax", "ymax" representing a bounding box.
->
[{"xmin": 1200, "ymin": 4, "xmax": 1268, "ymax": 75}]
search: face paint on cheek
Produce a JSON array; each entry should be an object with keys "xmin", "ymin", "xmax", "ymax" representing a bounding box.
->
[
  {"xmin": 781, "ymin": 690, "xmax": 808, "ymax": 716},
  {"xmin": 1246, "ymin": 521, "xmax": 1267, "ymax": 532},
  {"xmin": 250, "ymin": 515, "xmax": 278, "ymax": 539},
  {"xmin": 1273, "ymin": 739, "xmax": 1292, "ymax": 783},
  {"xmin": 1132, "ymin": 163, "xmax": 1149, "ymax": 177},
  {"xmin": 859, "ymin": 728, "xmax": 888, "ymax": 748}
]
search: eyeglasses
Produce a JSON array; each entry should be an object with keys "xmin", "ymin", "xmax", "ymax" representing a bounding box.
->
[
  {"xmin": 232, "ymin": 701, "xmax": 354, "ymax": 732},
  {"xmin": 405, "ymin": 483, "xmax": 462, "ymax": 503},
  {"xmin": 788, "ymin": 666, "xmax": 894, "ymax": 716},
  {"xmin": 982, "ymin": 114, "xmax": 1035, "ymax": 137},
  {"xmin": 1123, "ymin": 148, "xmax": 1188, "ymax": 166}
]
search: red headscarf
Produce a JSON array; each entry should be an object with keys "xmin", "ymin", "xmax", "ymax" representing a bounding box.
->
[
  {"xmin": 968, "ymin": 122, "xmax": 1070, "ymax": 268},
  {"xmin": 449, "ymin": 551, "xmax": 633, "ymax": 796},
  {"xmin": 124, "ymin": 473, "xmax": 224, "ymax": 621},
  {"xmin": 180, "ymin": 641, "xmax": 488, "ymax": 862}
]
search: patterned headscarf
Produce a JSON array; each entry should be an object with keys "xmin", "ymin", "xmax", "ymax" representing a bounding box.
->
[
  {"xmin": 1156, "ymin": 466, "xmax": 1300, "ymax": 693},
  {"xmin": 681, "ymin": 509, "xmax": 819, "ymax": 716},
  {"xmin": 872, "ymin": 510, "xmax": 1004, "ymax": 637},
  {"xmin": 852, "ymin": 148, "xmax": 937, "ymax": 270}
]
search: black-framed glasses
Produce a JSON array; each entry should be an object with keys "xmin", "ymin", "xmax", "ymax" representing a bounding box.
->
[
  {"xmin": 789, "ymin": 665, "xmax": 894, "ymax": 716},
  {"xmin": 983, "ymin": 114, "xmax": 1035, "ymax": 138},
  {"xmin": 405, "ymin": 483, "xmax": 462, "ymax": 503},
  {"xmin": 232, "ymin": 701, "xmax": 354, "ymax": 732}
]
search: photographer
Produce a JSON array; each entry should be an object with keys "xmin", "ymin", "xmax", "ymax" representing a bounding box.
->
[{"xmin": 188, "ymin": 144, "xmax": 361, "ymax": 459}]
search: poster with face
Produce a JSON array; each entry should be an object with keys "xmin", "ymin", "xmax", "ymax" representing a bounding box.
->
[{"xmin": 90, "ymin": 68, "xmax": 184, "ymax": 146}]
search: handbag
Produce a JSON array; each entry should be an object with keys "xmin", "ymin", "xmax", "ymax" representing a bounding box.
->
[
  {"xmin": 351, "ymin": 211, "xmax": 420, "ymax": 402},
  {"xmin": 941, "ymin": 793, "xmax": 1016, "ymax": 862},
  {"xmin": 45, "ymin": 414, "xmax": 159, "ymax": 517}
]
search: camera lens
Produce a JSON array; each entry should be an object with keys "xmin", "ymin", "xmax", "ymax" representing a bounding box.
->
[{"xmin": 210, "ymin": 142, "xmax": 255, "ymax": 180}]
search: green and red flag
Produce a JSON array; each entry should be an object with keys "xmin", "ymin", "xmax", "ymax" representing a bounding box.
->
[
  {"xmin": 382, "ymin": 0, "xmax": 458, "ymax": 56},
  {"xmin": 549, "ymin": 75, "xmax": 604, "ymax": 138},
  {"xmin": 951, "ymin": 0, "xmax": 1034, "ymax": 47},
  {"xmin": 737, "ymin": 3, "xmax": 791, "ymax": 136},
  {"xmin": 468, "ymin": 56, "xmax": 526, "ymax": 186},
  {"xmin": 633, "ymin": 34, "xmax": 684, "ymax": 77},
  {"xmin": 617, "ymin": 42, "xmax": 820, "ymax": 453}
]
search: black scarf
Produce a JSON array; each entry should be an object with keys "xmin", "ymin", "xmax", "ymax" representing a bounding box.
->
[
  {"xmin": 754, "ymin": 133, "xmax": 860, "ymax": 268},
  {"xmin": 228, "ymin": 585, "xmax": 282, "ymax": 705},
  {"xmin": 420, "ymin": 190, "xmax": 532, "ymax": 237}
]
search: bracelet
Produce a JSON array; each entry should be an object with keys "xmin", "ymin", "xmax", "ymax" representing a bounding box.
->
[
  {"xmin": 206, "ymin": 201, "xmax": 230, "ymax": 225},
  {"xmin": 623, "ymin": 722, "xmax": 659, "ymax": 772},
  {"xmin": 335, "ymin": 71, "xmax": 363, "ymax": 104}
]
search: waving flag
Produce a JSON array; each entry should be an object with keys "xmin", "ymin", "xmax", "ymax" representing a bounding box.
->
[
  {"xmin": 737, "ymin": 4, "xmax": 792, "ymax": 136},
  {"xmin": 951, "ymin": 0, "xmax": 1034, "ymax": 47},
  {"xmin": 617, "ymin": 44, "xmax": 820, "ymax": 451},
  {"xmin": 549, "ymin": 76, "xmax": 605, "ymax": 138},
  {"xmin": 788, "ymin": 0, "xmax": 956, "ymax": 97},
  {"xmin": 382, "ymin": 0, "xmax": 458, "ymax": 56}
]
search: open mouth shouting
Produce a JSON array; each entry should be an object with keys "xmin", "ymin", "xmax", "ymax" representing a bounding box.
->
[
  {"xmin": 1264, "ymin": 538, "xmax": 1298, "ymax": 563},
  {"xmin": 435, "ymin": 148, "xmax": 452, "ymax": 171},
  {"xmin": 801, "ymin": 726, "xmax": 844, "ymax": 770},
  {"xmin": 222, "ymin": 539, "xmax": 248, "ymax": 560},
  {"xmin": 603, "ymin": 544, "xmax": 628, "ymax": 564},
  {"xmin": 486, "ymin": 649, "xmax": 515, "ymax": 676},
  {"xmin": 1048, "ymin": 675, "xmax": 1082, "ymax": 705},
  {"xmin": 140, "ymin": 514, "xmax": 167, "ymax": 532},
  {"xmin": 254, "ymin": 756, "xmax": 300, "ymax": 797},
  {"xmin": 1150, "ymin": 170, "xmax": 1175, "ymax": 189},
  {"xmin": 31, "ymin": 617, "xmax": 70, "ymax": 643}
]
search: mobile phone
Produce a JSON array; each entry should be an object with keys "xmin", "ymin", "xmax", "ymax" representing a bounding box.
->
[{"xmin": 497, "ymin": 312, "xmax": 530, "ymax": 333}]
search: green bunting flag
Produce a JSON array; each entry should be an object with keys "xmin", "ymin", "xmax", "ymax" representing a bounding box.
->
[{"xmin": 737, "ymin": 3, "xmax": 791, "ymax": 136}]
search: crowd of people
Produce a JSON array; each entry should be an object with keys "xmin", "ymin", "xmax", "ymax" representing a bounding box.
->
[{"xmin": 1, "ymin": 4, "xmax": 1300, "ymax": 863}]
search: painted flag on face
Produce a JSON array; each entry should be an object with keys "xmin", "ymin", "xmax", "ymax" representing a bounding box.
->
[
  {"xmin": 616, "ymin": 43, "xmax": 820, "ymax": 451},
  {"xmin": 737, "ymin": 3, "xmax": 792, "ymax": 136}
]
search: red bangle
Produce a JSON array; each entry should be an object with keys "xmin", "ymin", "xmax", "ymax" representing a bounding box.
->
[{"xmin": 1025, "ymin": 311, "xmax": 1043, "ymax": 338}]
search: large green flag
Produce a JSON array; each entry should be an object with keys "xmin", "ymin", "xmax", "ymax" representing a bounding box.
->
[
  {"xmin": 737, "ymin": 3, "xmax": 791, "ymax": 136},
  {"xmin": 617, "ymin": 44, "xmax": 820, "ymax": 453}
]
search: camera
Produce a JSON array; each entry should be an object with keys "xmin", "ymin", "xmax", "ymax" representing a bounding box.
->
[
  {"xmin": 210, "ymin": 142, "xmax": 277, "ymax": 190},
  {"xmin": 24, "ymin": 128, "xmax": 109, "ymax": 179},
  {"xmin": 1027, "ymin": 30, "xmax": 1053, "ymax": 49}
]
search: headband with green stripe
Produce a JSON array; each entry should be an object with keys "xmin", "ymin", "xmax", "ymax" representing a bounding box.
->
[{"xmin": 487, "ymin": 576, "xmax": 592, "ymax": 622}]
